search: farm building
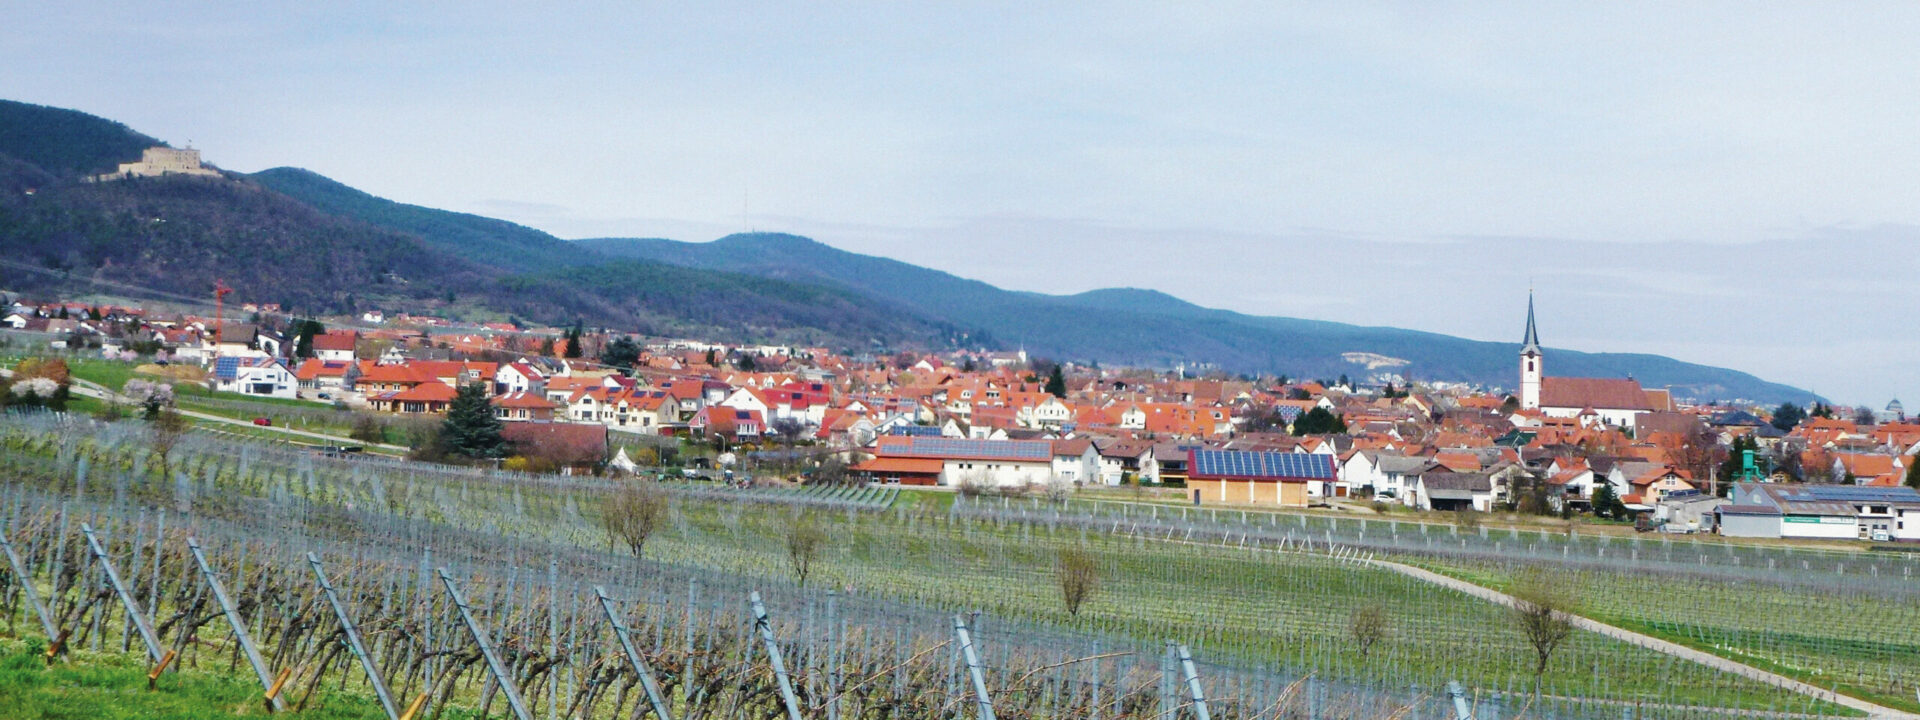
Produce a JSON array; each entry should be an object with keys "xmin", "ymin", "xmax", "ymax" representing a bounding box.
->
[
  {"xmin": 852, "ymin": 436, "xmax": 1054, "ymax": 487},
  {"xmin": 1721, "ymin": 483, "xmax": 1920, "ymax": 541},
  {"xmin": 1186, "ymin": 450, "xmax": 1337, "ymax": 508},
  {"xmin": 501, "ymin": 421, "xmax": 607, "ymax": 475}
]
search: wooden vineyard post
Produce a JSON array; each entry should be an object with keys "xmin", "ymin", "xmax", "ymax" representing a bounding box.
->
[
  {"xmin": 594, "ymin": 586, "xmax": 674, "ymax": 720},
  {"xmin": 310, "ymin": 553, "xmax": 401, "ymax": 720},
  {"xmin": 749, "ymin": 591, "xmax": 806, "ymax": 720},
  {"xmin": 438, "ymin": 567, "xmax": 533, "ymax": 720},
  {"xmin": 952, "ymin": 614, "xmax": 998, "ymax": 720},
  {"xmin": 188, "ymin": 537, "xmax": 284, "ymax": 711},
  {"xmin": 80, "ymin": 524, "xmax": 163, "ymax": 663}
]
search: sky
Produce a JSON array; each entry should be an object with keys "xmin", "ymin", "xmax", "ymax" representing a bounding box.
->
[{"xmin": 6, "ymin": 3, "xmax": 1918, "ymax": 406}]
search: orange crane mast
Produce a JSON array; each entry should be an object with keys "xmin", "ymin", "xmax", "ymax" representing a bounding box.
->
[{"xmin": 213, "ymin": 280, "xmax": 233, "ymax": 344}]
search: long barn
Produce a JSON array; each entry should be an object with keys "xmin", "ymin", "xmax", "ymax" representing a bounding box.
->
[{"xmin": 1186, "ymin": 450, "xmax": 1337, "ymax": 508}]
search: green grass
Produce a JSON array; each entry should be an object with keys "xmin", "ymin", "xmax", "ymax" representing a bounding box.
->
[
  {"xmin": 60, "ymin": 357, "xmax": 143, "ymax": 391},
  {"xmin": 0, "ymin": 637, "xmax": 418, "ymax": 720},
  {"xmin": 1409, "ymin": 557, "xmax": 1920, "ymax": 714}
]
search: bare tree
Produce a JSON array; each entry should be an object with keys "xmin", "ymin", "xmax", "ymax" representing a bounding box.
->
[
  {"xmin": 1453, "ymin": 509, "xmax": 1483, "ymax": 532},
  {"xmin": 785, "ymin": 512, "xmax": 828, "ymax": 589},
  {"xmin": 1511, "ymin": 570, "xmax": 1576, "ymax": 677},
  {"xmin": 770, "ymin": 416, "xmax": 808, "ymax": 449},
  {"xmin": 603, "ymin": 479, "xmax": 670, "ymax": 558},
  {"xmin": 1043, "ymin": 478, "xmax": 1072, "ymax": 506},
  {"xmin": 149, "ymin": 407, "xmax": 190, "ymax": 478},
  {"xmin": 1054, "ymin": 545, "xmax": 1100, "ymax": 618},
  {"xmin": 1349, "ymin": 604, "xmax": 1390, "ymax": 660}
]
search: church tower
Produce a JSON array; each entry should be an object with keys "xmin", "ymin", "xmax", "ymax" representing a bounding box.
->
[{"xmin": 1519, "ymin": 293, "xmax": 1543, "ymax": 410}]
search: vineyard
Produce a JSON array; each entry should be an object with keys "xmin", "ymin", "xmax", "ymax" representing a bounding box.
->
[{"xmin": 0, "ymin": 411, "xmax": 1887, "ymax": 718}]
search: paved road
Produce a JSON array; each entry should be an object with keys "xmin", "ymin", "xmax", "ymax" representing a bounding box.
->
[
  {"xmin": 49, "ymin": 374, "xmax": 408, "ymax": 452},
  {"xmin": 1357, "ymin": 555, "xmax": 1918, "ymax": 720}
]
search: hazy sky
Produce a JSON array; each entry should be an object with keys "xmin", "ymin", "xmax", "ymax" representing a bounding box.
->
[{"xmin": 8, "ymin": 3, "xmax": 1918, "ymax": 405}]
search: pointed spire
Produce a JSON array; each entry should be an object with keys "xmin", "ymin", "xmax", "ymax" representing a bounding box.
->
[{"xmin": 1520, "ymin": 292, "xmax": 1542, "ymax": 355}]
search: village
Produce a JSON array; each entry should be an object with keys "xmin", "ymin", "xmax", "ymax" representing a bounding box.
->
[{"xmin": 4, "ymin": 290, "xmax": 1917, "ymax": 546}]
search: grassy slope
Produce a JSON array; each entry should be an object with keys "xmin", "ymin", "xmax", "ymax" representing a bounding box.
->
[{"xmin": 0, "ymin": 639, "xmax": 410, "ymax": 720}]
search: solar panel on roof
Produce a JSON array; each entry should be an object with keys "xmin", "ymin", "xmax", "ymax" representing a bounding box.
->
[
  {"xmin": 903, "ymin": 437, "xmax": 1050, "ymax": 461},
  {"xmin": 1189, "ymin": 450, "xmax": 1335, "ymax": 480},
  {"xmin": 213, "ymin": 356, "xmax": 241, "ymax": 381}
]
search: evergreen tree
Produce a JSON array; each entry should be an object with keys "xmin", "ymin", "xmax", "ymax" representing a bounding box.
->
[
  {"xmin": 1811, "ymin": 402, "xmax": 1834, "ymax": 419},
  {"xmin": 1770, "ymin": 403, "xmax": 1806, "ymax": 432},
  {"xmin": 738, "ymin": 353, "xmax": 757, "ymax": 371},
  {"xmin": 705, "ymin": 348, "xmax": 718, "ymax": 367},
  {"xmin": 600, "ymin": 336, "xmax": 641, "ymax": 371},
  {"xmin": 1591, "ymin": 482, "xmax": 1626, "ymax": 519},
  {"xmin": 538, "ymin": 336, "xmax": 556, "ymax": 356},
  {"xmin": 441, "ymin": 382, "xmax": 506, "ymax": 459},
  {"xmin": 1292, "ymin": 407, "xmax": 1348, "ymax": 436},
  {"xmin": 292, "ymin": 319, "xmax": 325, "ymax": 359},
  {"xmin": 1045, "ymin": 365, "xmax": 1067, "ymax": 398},
  {"xmin": 563, "ymin": 320, "xmax": 585, "ymax": 359},
  {"xmin": 1906, "ymin": 460, "xmax": 1920, "ymax": 491}
]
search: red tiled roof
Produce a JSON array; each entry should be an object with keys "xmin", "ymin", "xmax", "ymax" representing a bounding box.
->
[
  {"xmin": 311, "ymin": 331, "xmax": 358, "ymax": 352},
  {"xmin": 491, "ymin": 391, "xmax": 556, "ymax": 409},
  {"xmin": 1540, "ymin": 377, "xmax": 1654, "ymax": 411}
]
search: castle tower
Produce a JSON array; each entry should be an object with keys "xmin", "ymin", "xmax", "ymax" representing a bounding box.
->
[{"xmin": 1519, "ymin": 293, "xmax": 1542, "ymax": 410}]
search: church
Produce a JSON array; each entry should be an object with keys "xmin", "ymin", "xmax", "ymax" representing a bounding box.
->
[{"xmin": 1517, "ymin": 295, "xmax": 1672, "ymax": 426}]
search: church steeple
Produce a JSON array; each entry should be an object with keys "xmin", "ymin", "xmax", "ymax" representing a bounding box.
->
[
  {"xmin": 1520, "ymin": 292, "xmax": 1542, "ymax": 356},
  {"xmin": 1519, "ymin": 292, "xmax": 1542, "ymax": 410}
]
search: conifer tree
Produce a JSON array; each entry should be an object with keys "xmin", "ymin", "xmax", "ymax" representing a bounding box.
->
[
  {"xmin": 1045, "ymin": 365, "xmax": 1067, "ymax": 398},
  {"xmin": 563, "ymin": 320, "xmax": 585, "ymax": 358},
  {"xmin": 441, "ymin": 382, "xmax": 506, "ymax": 459}
]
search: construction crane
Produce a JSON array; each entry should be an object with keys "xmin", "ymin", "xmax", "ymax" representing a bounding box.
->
[{"xmin": 213, "ymin": 280, "xmax": 233, "ymax": 344}]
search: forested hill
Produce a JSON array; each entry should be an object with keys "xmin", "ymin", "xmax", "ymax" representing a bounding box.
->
[{"xmin": 0, "ymin": 100, "xmax": 965, "ymax": 350}]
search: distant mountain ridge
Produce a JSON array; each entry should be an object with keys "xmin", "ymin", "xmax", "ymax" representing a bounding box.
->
[
  {"xmin": 0, "ymin": 97, "xmax": 1818, "ymax": 403},
  {"xmin": 577, "ymin": 234, "xmax": 1818, "ymax": 404}
]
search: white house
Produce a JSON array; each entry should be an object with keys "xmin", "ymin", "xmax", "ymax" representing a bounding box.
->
[
  {"xmin": 495, "ymin": 361, "xmax": 547, "ymax": 395},
  {"xmin": 1050, "ymin": 437, "xmax": 1101, "ymax": 485},
  {"xmin": 211, "ymin": 357, "xmax": 297, "ymax": 399},
  {"xmin": 1025, "ymin": 396, "xmax": 1072, "ymax": 429}
]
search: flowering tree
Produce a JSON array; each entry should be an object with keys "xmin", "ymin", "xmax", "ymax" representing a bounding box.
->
[{"xmin": 123, "ymin": 379, "xmax": 176, "ymax": 420}]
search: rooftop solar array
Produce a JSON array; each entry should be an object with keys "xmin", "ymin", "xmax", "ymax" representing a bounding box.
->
[
  {"xmin": 1188, "ymin": 450, "xmax": 1336, "ymax": 480},
  {"xmin": 888, "ymin": 425, "xmax": 943, "ymax": 437},
  {"xmin": 212, "ymin": 356, "xmax": 241, "ymax": 381},
  {"xmin": 895, "ymin": 437, "xmax": 1053, "ymax": 461},
  {"xmin": 1780, "ymin": 485, "xmax": 1920, "ymax": 504}
]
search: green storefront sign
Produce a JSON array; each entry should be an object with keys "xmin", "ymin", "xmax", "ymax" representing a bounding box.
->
[{"xmin": 1783, "ymin": 516, "xmax": 1853, "ymax": 525}]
